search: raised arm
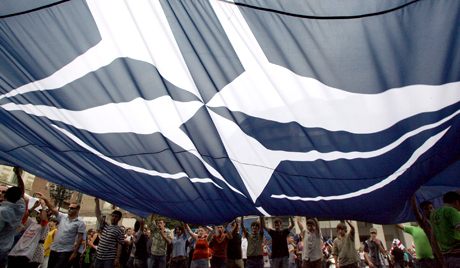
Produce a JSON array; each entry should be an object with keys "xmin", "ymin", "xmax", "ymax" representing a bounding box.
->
[
  {"xmin": 185, "ymin": 224, "xmax": 198, "ymax": 241},
  {"xmin": 180, "ymin": 222, "xmax": 187, "ymax": 238},
  {"xmin": 395, "ymin": 224, "xmax": 404, "ymax": 231},
  {"xmin": 410, "ymin": 195, "xmax": 424, "ymax": 223},
  {"xmin": 225, "ymin": 222, "xmax": 233, "ymax": 240},
  {"xmin": 207, "ymin": 226, "xmax": 214, "ymax": 242},
  {"xmin": 35, "ymin": 192, "xmax": 59, "ymax": 216},
  {"xmin": 312, "ymin": 218, "xmax": 320, "ymax": 235},
  {"xmin": 94, "ymin": 198, "xmax": 102, "ymax": 223},
  {"xmin": 346, "ymin": 220, "xmax": 355, "ymax": 236},
  {"xmin": 260, "ymin": 216, "xmax": 268, "ymax": 233},
  {"xmin": 241, "ymin": 216, "xmax": 249, "ymax": 237},
  {"xmin": 13, "ymin": 166, "xmax": 25, "ymax": 198},
  {"xmin": 38, "ymin": 199, "xmax": 48, "ymax": 222},
  {"xmin": 287, "ymin": 216, "xmax": 295, "ymax": 231},
  {"xmin": 24, "ymin": 200, "xmax": 41, "ymax": 220},
  {"xmin": 296, "ymin": 216, "xmax": 304, "ymax": 233}
]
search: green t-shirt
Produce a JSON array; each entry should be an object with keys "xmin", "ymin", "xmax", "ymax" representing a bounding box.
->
[
  {"xmin": 430, "ymin": 206, "xmax": 460, "ymax": 253},
  {"xmin": 246, "ymin": 232, "xmax": 263, "ymax": 257},
  {"xmin": 404, "ymin": 226, "xmax": 434, "ymax": 259}
]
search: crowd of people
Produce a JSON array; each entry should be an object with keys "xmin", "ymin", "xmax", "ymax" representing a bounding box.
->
[{"xmin": 0, "ymin": 167, "xmax": 459, "ymax": 268}]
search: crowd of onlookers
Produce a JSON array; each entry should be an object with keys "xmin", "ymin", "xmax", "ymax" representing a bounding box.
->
[{"xmin": 1, "ymin": 167, "xmax": 459, "ymax": 268}]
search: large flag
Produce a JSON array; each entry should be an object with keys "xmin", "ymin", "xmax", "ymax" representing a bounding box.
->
[{"xmin": 0, "ymin": 0, "xmax": 459, "ymax": 224}]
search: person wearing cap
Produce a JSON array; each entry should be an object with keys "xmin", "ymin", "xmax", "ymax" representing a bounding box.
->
[{"xmin": 364, "ymin": 228, "xmax": 386, "ymax": 268}]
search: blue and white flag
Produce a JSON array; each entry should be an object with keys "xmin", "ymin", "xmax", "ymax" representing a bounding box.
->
[{"xmin": 1, "ymin": 0, "xmax": 459, "ymax": 224}]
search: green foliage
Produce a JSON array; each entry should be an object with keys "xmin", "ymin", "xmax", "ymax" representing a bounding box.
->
[{"xmin": 147, "ymin": 214, "xmax": 200, "ymax": 229}]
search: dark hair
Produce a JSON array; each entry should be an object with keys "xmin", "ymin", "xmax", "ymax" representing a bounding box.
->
[
  {"xmin": 4, "ymin": 187, "xmax": 22, "ymax": 203},
  {"xmin": 112, "ymin": 210, "xmax": 122, "ymax": 218},
  {"xmin": 157, "ymin": 218, "xmax": 166, "ymax": 223},
  {"xmin": 336, "ymin": 223, "xmax": 347, "ymax": 232},
  {"xmin": 49, "ymin": 217, "xmax": 59, "ymax": 224},
  {"xmin": 306, "ymin": 219, "xmax": 316, "ymax": 226},
  {"xmin": 70, "ymin": 202, "xmax": 80, "ymax": 209},
  {"xmin": 443, "ymin": 191, "xmax": 460, "ymax": 204},
  {"xmin": 175, "ymin": 225, "xmax": 184, "ymax": 234},
  {"xmin": 273, "ymin": 218, "xmax": 282, "ymax": 225},
  {"xmin": 134, "ymin": 221, "xmax": 141, "ymax": 232},
  {"xmin": 420, "ymin": 200, "xmax": 433, "ymax": 209},
  {"xmin": 125, "ymin": 227, "xmax": 132, "ymax": 234},
  {"xmin": 250, "ymin": 220, "xmax": 260, "ymax": 228}
]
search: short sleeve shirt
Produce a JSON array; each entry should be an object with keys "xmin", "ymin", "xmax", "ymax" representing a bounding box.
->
[
  {"xmin": 50, "ymin": 212, "xmax": 86, "ymax": 252},
  {"xmin": 9, "ymin": 218, "xmax": 48, "ymax": 260},
  {"xmin": 332, "ymin": 232, "xmax": 360, "ymax": 267},
  {"xmin": 269, "ymin": 228, "xmax": 290, "ymax": 258},
  {"xmin": 149, "ymin": 223, "xmax": 173, "ymax": 256},
  {"xmin": 404, "ymin": 226, "xmax": 434, "ymax": 259},
  {"xmin": 364, "ymin": 238, "xmax": 385, "ymax": 265},
  {"xmin": 431, "ymin": 206, "xmax": 460, "ymax": 253},
  {"xmin": 96, "ymin": 219, "xmax": 125, "ymax": 261},
  {"xmin": 0, "ymin": 198, "xmax": 26, "ymax": 252},
  {"xmin": 302, "ymin": 229, "xmax": 323, "ymax": 262},
  {"xmin": 171, "ymin": 235, "xmax": 187, "ymax": 257},
  {"xmin": 246, "ymin": 232, "xmax": 263, "ymax": 257}
]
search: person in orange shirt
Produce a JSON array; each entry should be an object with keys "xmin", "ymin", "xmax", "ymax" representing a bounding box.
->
[{"xmin": 185, "ymin": 224, "xmax": 213, "ymax": 268}]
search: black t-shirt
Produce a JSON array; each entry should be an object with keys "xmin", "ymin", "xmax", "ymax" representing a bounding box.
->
[
  {"xmin": 227, "ymin": 232, "xmax": 242, "ymax": 259},
  {"xmin": 392, "ymin": 247, "xmax": 404, "ymax": 263},
  {"xmin": 135, "ymin": 233, "xmax": 149, "ymax": 260},
  {"xmin": 269, "ymin": 228, "xmax": 290, "ymax": 258}
]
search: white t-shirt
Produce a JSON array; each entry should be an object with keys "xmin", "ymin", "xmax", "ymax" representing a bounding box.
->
[
  {"xmin": 9, "ymin": 218, "xmax": 48, "ymax": 261},
  {"xmin": 241, "ymin": 237, "xmax": 248, "ymax": 259}
]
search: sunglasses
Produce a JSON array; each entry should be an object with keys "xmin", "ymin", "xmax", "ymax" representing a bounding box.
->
[
  {"xmin": 370, "ymin": 232, "xmax": 377, "ymax": 234},
  {"xmin": 68, "ymin": 207, "xmax": 78, "ymax": 210},
  {"xmin": 1, "ymin": 190, "xmax": 5, "ymax": 194}
]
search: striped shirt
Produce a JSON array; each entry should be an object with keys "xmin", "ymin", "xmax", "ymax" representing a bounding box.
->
[{"xmin": 96, "ymin": 219, "xmax": 125, "ymax": 261}]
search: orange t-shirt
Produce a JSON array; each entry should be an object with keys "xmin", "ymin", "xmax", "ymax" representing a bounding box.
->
[{"xmin": 192, "ymin": 238, "xmax": 209, "ymax": 260}]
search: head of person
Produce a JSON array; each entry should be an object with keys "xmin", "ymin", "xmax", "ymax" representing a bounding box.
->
[
  {"xmin": 157, "ymin": 218, "xmax": 166, "ymax": 229},
  {"xmin": 49, "ymin": 217, "xmax": 59, "ymax": 229},
  {"xmin": 198, "ymin": 226, "xmax": 207, "ymax": 237},
  {"xmin": 231, "ymin": 220, "xmax": 240, "ymax": 232},
  {"xmin": 216, "ymin": 225, "xmax": 225, "ymax": 234},
  {"xmin": 87, "ymin": 228, "xmax": 94, "ymax": 238},
  {"xmin": 4, "ymin": 186, "xmax": 22, "ymax": 203},
  {"xmin": 443, "ymin": 191, "xmax": 460, "ymax": 211},
  {"xmin": 67, "ymin": 203, "xmax": 80, "ymax": 216},
  {"xmin": 110, "ymin": 210, "xmax": 122, "ymax": 225},
  {"xmin": 126, "ymin": 227, "xmax": 132, "ymax": 236},
  {"xmin": 175, "ymin": 225, "xmax": 184, "ymax": 236},
  {"xmin": 273, "ymin": 218, "xmax": 282, "ymax": 231},
  {"xmin": 336, "ymin": 223, "xmax": 347, "ymax": 237},
  {"xmin": 121, "ymin": 226, "xmax": 125, "ymax": 232},
  {"xmin": 392, "ymin": 243, "xmax": 397, "ymax": 249},
  {"xmin": 134, "ymin": 220, "xmax": 141, "ymax": 232},
  {"xmin": 287, "ymin": 234, "xmax": 294, "ymax": 243},
  {"xmin": 420, "ymin": 200, "xmax": 434, "ymax": 218},
  {"xmin": 359, "ymin": 247, "xmax": 363, "ymax": 253},
  {"xmin": 306, "ymin": 219, "xmax": 316, "ymax": 232},
  {"xmin": 146, "ymin": 229, "xmax": 151, "ymax": 237},
  {"xmin": 251, "ymin": 220, "xmax": 260, "ymax": 234},
  {"xmin": 0, "ymin": 186, "xmax": 8, "ymax": 202},
  {"xmin": 369, "ymin": 228, "xmax": 377, "ymax": 238}
]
